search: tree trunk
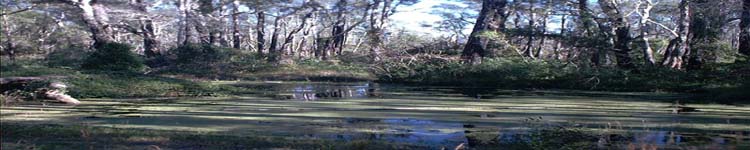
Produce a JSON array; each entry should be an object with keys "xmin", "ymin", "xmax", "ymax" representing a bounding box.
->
[
  {"xmin": 141, "ymin": 19, "xmax": 159, "ymax": 57},
  {"xmin": 462, "ymin": 0, "xmax": 508, "ymax": 64},
  {"xmin": 599, "ymin": 0, "xmax": 635, "ymax": 69},
  {"xmin": 232, "ymin": 0, "xmax": 241, "ymax": 49},
  {"xmin": 269, "ymin": 16, "xmax": 282, "ymax": 62},
  {"xmin": 256, "ymin": 11, "xmax": 266, "ymax": 55},
  {"xmin": 662, "ymin": 0, "xmax": 690, "ymax": 69},
  {"xmin": 133, "ymin": 0, "xmax": 159, "ymax": 57},
  {"xmin": 329, "ymin": 0, "xmax": 348, "ymax": 57},
  {"xmin": 553, "ymin": 14, "xmax": 566, "ymax": 60},
  {"xmin": 639, "ymin": 0, "xmax": 656, "ymax": 66},
  {"xmin": 218, "ymin": 6, "xmax": 229, "ymax": 47},
  {"xmin": 524, "ymin": 0, "xmax": 536, "ymax": 58},
  {"xmin": 179, "ymin": 0, "xmax": 193, "ymax": 45},
  {"xmin": 193, "ymin": 14, "xmax": 211, "ymax": 44},
  {"xmin": 280, "ymin": 11, "xmax": 314, "ymax": 64},
  {"xmin": 69, "ymin": 0, "xmax": 114, "ymax": 48},
  {"xmin": 535, "ymin": 4, "xmax": 550, "ymax": 58},
  {"xmin": 576, "ymin": 0, "xmax": 601, "ymax": 66},
  {"xmin": 1, "ymin": 7, "xmax": 16, "ymax": 62},
  {"xmin": 367, "ymin": 0, "xmax": 388, "ymax": 62},
  {"xmin": 0, "ymin": 77, "xmax": 80, "ymax": 105},
  {"xmin": 740, "ymin": 0, "xmax": 750, "ymax": 56}
]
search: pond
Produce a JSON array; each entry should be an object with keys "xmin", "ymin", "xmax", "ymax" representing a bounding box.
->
[{"xmin": 2, "ymin": 82, "xmax": 749, "ymax": 149}]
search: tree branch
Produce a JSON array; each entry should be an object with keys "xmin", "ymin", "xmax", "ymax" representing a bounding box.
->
[{"xmin": 0, "ymin": 5, "xmax": 35, "ymax": 16}]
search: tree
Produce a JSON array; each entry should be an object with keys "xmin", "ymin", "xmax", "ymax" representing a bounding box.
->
[
  {"xmin": 636, "ymin": 0, "xmax": 656, "ymax": 65},
  {"xmin": 740, "ymin": 0, "xmax": 750, "ymax": 56},
  {"xmin": 574, "ymin": 0, "xmax": 604, "ymax": 66},
  {"xmin": 130, "ymin": 0, "xmax": 160, "ymax": 57},
  {"xmin": 599, "ymin": 0, "xmax": 635, "ymax": 69},
  {"xmin": 232, "ymin": 0, "xmax": 242, "ymax": 49},
  {"xmin": 462, "ymin": 0, "xmax": 508, "ymax": 64},
  {"xmin": 366, "ymin": 0, "xmax": 417, "ymax": 61},
  {"xmin": 62, "ymin": 0, "xmax": 114, "ymax": 48},
  {"xmin": 256, "ymin": 10, "xmax": 266, "ymax": 55},
  {"xmin": 662, "ymin": 0, "xmax": 691, "ymax": 69},
  {"xmin": 0, "ymin": 1, "xmax": 33, "ymax": 62},
  {"xmin": 178, "ymin": 0, "xmax": 194, "ymax": 45},
  {"xmin": 523, "ymin": 0, "xmax": 537, "ymax": 58},
  {"xmin": 316, "ymin": 0, "xmax": 364, "ymax": 60}
]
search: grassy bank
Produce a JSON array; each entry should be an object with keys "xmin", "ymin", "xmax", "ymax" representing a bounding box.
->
[
  {"xmin": 374, "ymin": 57, "xmax": 750, "ymax": 103},
  {"xmin": 0, "ymin": 62, "xmax": 235, "ymax": 99}
]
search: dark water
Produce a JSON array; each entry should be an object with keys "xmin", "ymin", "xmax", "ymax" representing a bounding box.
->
[
  {"xmin": 2, "ymin": 82, "xmax": 749, "ymax": 149},
  {"xmin": 232, "ymin": 82, "xmax": 750, "ymax": 149}
]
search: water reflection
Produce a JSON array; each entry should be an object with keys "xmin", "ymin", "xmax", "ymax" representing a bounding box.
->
[
  {"xmin": 317, "ymin": 118, "xmax": 468, "ymax": 148},
  {"xmin": 258, "ymin": 83, "xmax": 379, "ymax": 100},
  {"xmin": 6, "ymin": 82, "xmax": 748, "ymax": 149},
  {"xmin": 321, "ymin": 118, "xmax": 750, "ymax": 149}
]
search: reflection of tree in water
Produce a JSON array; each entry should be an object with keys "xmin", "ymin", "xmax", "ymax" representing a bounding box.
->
[
  {"xmin": 318, "ymin": 118, "xmax": 467, "ymax": 148},
  {"xmin": 288, "ymin": 83, "xmax": 379, "ymax": 100},
  {"xmin": 474, "ymin": 128, "xmax": 747, "ymax": 150},
  {"xmin": 453, "ymin": 88, "xmax": 498, "ymax": 99}
]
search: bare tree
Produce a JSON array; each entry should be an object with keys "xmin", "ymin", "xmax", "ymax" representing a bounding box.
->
[
  {"xmin": 62, "ymin": 0, "xmax": 115, "ymax": 48},
  {"xmin": 178, "ymin": 0, "xmax": 194, "ymax": 45},
  {"xmin": 231, "ymin": 0, "xmax": 241, "ymax": 49},
  {"xmin": 662, "ymin": 0, "xmax": 691, "ymax": 69},
  {"xmin": 599, "ymin": 0, "xmax": 635, "ymax": 69},
  {"xmin": 636, "ymin": 0, "xmax": 656, "ymax": 65},
  {"xmin": 365, "ymin": 0, "xmax": 414, "ymax": 61},
  {"xmin": 523, "ymin": 0, "xmax": 536, "ymax": 58},
  {"xmin": 256, "ymin": 11, "xmax": 266, "ymax": 55},
  {"xmin": 130, "ymin": 0, "xmax": 160, "ymax": 57},
  {"xmin": 462, "ymin": 0, "xmax": 508, "ymax": 64}
]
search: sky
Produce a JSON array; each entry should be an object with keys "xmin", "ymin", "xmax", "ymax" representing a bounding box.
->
[
  {"xmin": 390, "ymin": 0, "xmax": 471, "ymax": 35},
  {"xmin": 391, "ymin": 0, "xmax": 570, "ymax": 36}
]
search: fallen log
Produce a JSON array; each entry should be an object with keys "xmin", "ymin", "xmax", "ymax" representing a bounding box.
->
[
  {"xmin": 45, "ymin": 89, "xmax": 80, "ymax": 105},
  {"xmin": 0, "ymin": 76, "xmax": 80, "ymax": 105}
]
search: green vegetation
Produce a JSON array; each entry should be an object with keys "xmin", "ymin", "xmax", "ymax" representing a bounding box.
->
[
  {"xmin": 156, "ymin": 44, "xmax": 373, "ymax": 81},
  {"xmin": 81, "ymin": 43, "xmax": 145, "ymax": 72},
  {"xmin": 376, "ymin": 57, "xmax": 742, "ymax": 91},
  {"xmin": 375, "ymin": 56, "xmax": 749, "ymax": 104},
  {"xmin": 1, "ymin": 60, "xmax": 233, "ymax": 99},
  {"xmin": 1, "ymin": 123, "xmax": 423, "ymax": 150},
  {"xmin": 1, "ymin": 0, "xmax": 749, "ymax": 149}
]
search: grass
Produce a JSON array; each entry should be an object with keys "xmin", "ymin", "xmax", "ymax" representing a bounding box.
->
[
  {"xmin": 0, "ymin": 61, "xmax": 241, "ymax": 99},
  {"xmin": 0, "ymin": 123, "xmax": 424, "ymax": 150}
]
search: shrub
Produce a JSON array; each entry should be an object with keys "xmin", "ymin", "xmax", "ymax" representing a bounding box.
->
[
  {"xmin": 171, "ymin": 44, "xmax": 243, "ymax": 64},
  {"xmin": 64, "ymin": 72, "xmax": 228, "ymax": 98},
  {"xmin": 81, "ymin": 43, "xmax": 144, "ymax": 72},
  {"xmin": 47, "ymin": 45, "xmax": 89, "ymax": 67},
  {"xmin": 162, "ymin": 44, "xmax": 259, "ymax": 79},
  {"xmin": 374, "ymin": 56, "xmax": 744, "ymax": 92}
]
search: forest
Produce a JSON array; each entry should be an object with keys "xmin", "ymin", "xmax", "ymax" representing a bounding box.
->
[{"xmin": 1, "ymin": 0, "xmax": 749, "ymax": 149}]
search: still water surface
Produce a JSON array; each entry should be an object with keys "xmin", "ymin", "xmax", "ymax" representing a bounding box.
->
[{"xmin": 2, "ymin": 82, "xmax": 748, "ymax": 149}]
